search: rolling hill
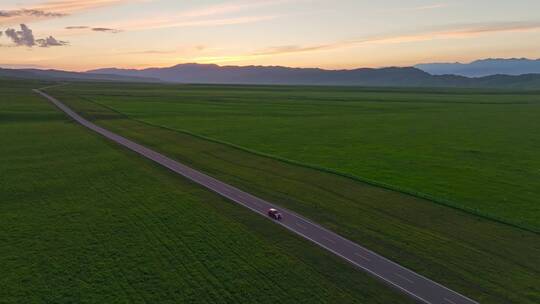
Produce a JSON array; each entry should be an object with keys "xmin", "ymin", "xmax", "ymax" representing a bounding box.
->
[
  {"xmin": 89, "ymin": 63, "xmax": 540, "ymax": 89},
  {"xmin": 415, "ymin": 58, "xmax": 540, "ymax": 77},
  {"xmin": 2, "ymin": 63, "xmax": 540, "ymax": 89},
  {"xmin": 0, "ymin": 68, "xmax": 160, "ymax": 83}
]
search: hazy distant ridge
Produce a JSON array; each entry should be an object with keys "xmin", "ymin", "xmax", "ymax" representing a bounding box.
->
[
  {"xmin": 415, "ymin": 58, "xmax": 540, "ymax": 77},
  {"xmin": 0, "ymin": 68, "xmax": 159, "ymax": 82},
  {"xmin": 90, "ymin": 64, "xmax": 440, "ymax": 86},
  {"xmin": 2, "ymin": 63, "xmax": 540, "ymax": 89},
  {"xmin": 89, "ymin": 63, "xmax": 540, "ymax": 89}
]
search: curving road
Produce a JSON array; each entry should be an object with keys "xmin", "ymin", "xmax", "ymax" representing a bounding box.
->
[{"xmin": 35, "ymin": 88, "xmax": 479, "ymax": 304}]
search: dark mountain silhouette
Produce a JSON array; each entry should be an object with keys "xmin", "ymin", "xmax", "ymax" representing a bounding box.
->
[
  {"xmin": 89, "ymin": 63, "xmax": 540, "ymax": 89},
  {"xmin": 415, "ymin": 58, "xmax": 540, "ymax": 77},
  {"xmin": 0, "ymin": 68, "xmax": 159, "ymax": 82},
  {"xmin": 91, "ymin": 64, "xmax": 444, "ymax": 86},
  {"xmin": 2, "ymin": 63, "xmax": 540, "ymax": 89}
]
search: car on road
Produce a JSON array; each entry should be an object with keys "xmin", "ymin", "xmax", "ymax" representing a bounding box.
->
[{"xmin": 268, "ymin": 208, "xmax": 282, "ymax": 220}]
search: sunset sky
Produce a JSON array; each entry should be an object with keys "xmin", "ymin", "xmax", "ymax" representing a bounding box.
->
[{"xmin": 1, "ymin": 0, "xmax": 539, "ymax": 71}]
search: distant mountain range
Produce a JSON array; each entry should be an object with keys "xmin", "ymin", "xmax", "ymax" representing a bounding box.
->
[
  {"xmin": 0, "ymin": 68, "xmax": 159, "ymax": 83},
  {"xmin": 2, "ymin": 62, "xmax": 540, "ymax": 89},
  {"xmin": 89, "ymin": 63, "xmax": 540, "ymax": 89},
  {"xmin": 90, "ymin": 64, "xmax": 445, "ymax": 86},
  {"xmin": 415, "ymin": 58, "xmax": 540, "ymax": 77}
]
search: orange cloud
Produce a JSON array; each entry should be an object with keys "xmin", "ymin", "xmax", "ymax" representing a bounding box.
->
[
  {"xmin": 31, "ymin": 0, "xmax": 134, "ymax": 13},
  {"xmin": 254, "ymin": 21, "xmax": 540, "ymax": 56},
  {"xmin": 405, "ymin": 3, "xmax": 449, "ymax": 11},
  {"xmin": 108, "ymin": 14, "xmax": 278, "ymax": 31},
  {"xmin": 180, "ymin": 0, "xmax": 306, "ymax": 18},
  {"xmin": 0, "ymin": 0, "xmax": 138, "ymax": 25},
  {"xmin": 99, "ymin": 0, "xmax": 301, "ymax": 31},
  {"xmin": 193, "ymin": 55, "xmax": 265, "ymax": 64}
]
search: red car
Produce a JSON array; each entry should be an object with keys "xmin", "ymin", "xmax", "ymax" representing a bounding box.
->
[{"xmin": 268, "ymin": 208, "xmax": 283, "ymax": 220}]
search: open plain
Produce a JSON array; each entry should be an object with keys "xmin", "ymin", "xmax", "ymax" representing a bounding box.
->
[{"xmin": 39, "ymin": 82, "xmax": 540, "ymax": 304}]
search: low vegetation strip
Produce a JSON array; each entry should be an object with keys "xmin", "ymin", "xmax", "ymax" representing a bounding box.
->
[
  {"xmin": 46, "ymin": 83, "xmax": 540, "ymax": 304},
  {"xmin": 52, "ymin": 83, "xmax": 540, "ymax": 232},
  {"xmin": 73, "ymin": 97, "xmax": 534, "ymax": 234},
  {"xmin": 0, "ymin": 79, "xmax": 412, "ymax": 303},
  {"xmin": 36, "ymin": 88, "xmax": 479, "ymax": 304}
]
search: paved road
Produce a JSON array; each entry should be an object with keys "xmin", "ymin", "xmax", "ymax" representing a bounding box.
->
[{"xmin": 35, "ymin": 89, "xmax": 479, "ymax": 304}]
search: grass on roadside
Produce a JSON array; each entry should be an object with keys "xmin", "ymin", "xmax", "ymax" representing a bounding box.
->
[
  {"xmin": 0, "ymin": 80, "xmax": 412, "ymax": 303},
  {"xmin": 45, "ymin": 83, "xmax": 540, "ymax": 304},
  {"xmin": 56, "ymin": 82, "xmax": 540, "ymax": 231}
]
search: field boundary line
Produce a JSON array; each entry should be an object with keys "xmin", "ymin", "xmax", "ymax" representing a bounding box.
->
[
  {"xmin": 50, "ymin": 88, "xmax": 538, "ymax": 235},
  {"xmin": 138, "ymin": 126, "xmax": 539, "ymax": 234},
  {"xmin": 34, "ymin": 87, "xmax": 482, "ymax": 304}
]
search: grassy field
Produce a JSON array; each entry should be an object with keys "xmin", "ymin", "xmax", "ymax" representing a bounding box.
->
[
  {"xmin": 55, "ymin": 83, "xmax": 540, "ymax": 231},
  {"xmin": 45, "ymin": 82, "xmax": 540, "ymax": 304},
  {"xmin": 0, "ymin": 79, "xmax": 414, "ymax": 303}
]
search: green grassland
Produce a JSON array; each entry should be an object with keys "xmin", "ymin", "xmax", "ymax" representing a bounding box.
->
[
  {"xmin": 45, "ymin": 83, "xmax": 540, "ymax": 304},
  {"xmin": 0, "ymin": 79, "xmax": 414, "ymax": 303},
  {"xmin": 52, "ymin": 83, "xmax": 540, "ymax": 232}
]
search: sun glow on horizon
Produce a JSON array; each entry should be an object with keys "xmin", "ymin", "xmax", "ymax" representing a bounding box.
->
[{"xmin": 1, "ymin": 0, "xmax": 539, "ymax": 70}]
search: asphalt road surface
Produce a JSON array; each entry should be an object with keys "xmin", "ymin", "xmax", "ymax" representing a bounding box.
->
[{"xmin": 35, "ymin": 88, "xmax": 479, "ymax": 304}]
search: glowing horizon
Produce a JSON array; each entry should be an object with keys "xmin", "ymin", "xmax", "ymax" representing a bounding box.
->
[{"xmin": 1, "ymin": 0, "xmax": 540, "ymax": 71}]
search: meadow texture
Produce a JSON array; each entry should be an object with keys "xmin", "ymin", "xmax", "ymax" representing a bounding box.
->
[
  {"xmin": 1, "ymin": 80, "xmax": 411, "ymax": 303},
  {"xmin": 46, "ymin": 83, "xmax": 540, "ymax": 304}
]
